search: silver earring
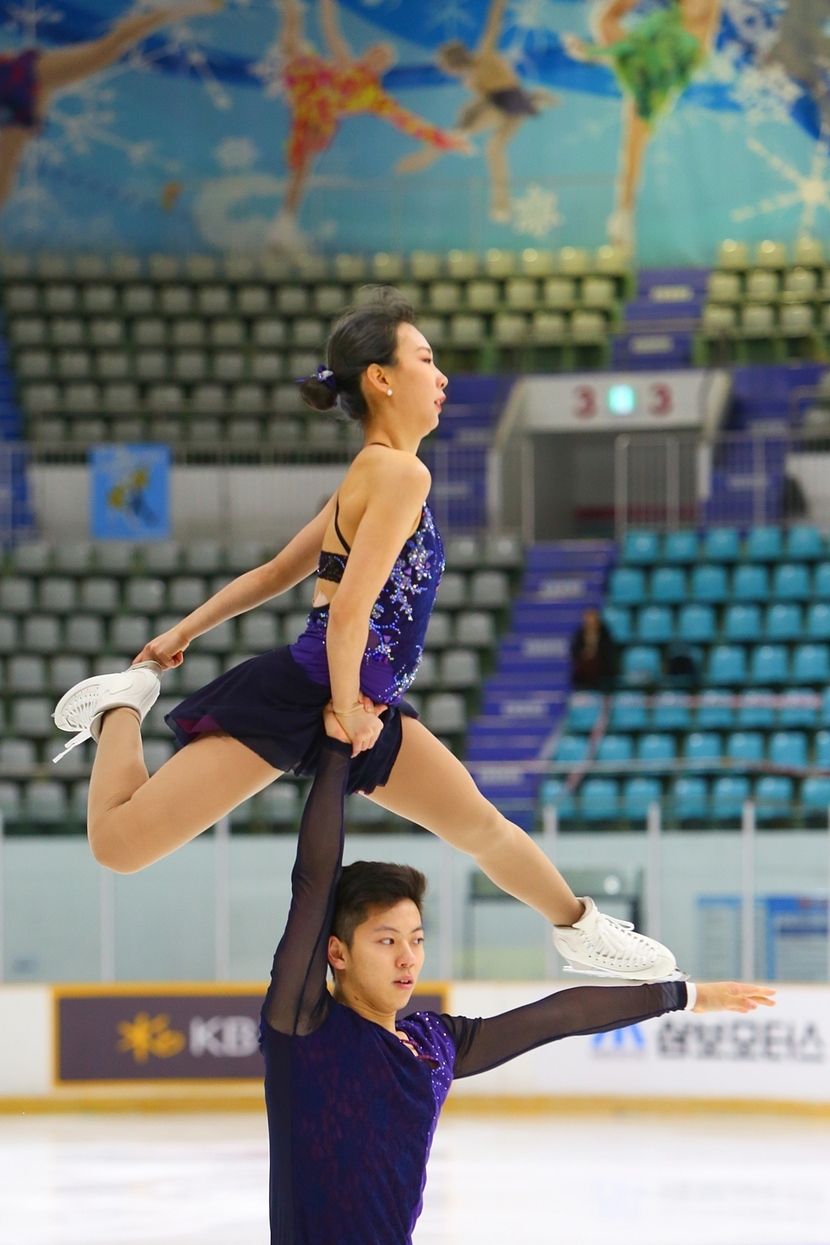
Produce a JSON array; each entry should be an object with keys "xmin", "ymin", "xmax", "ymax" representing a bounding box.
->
[{"xmin": 386, "ymin": 388, "xmax": 393, "ymax": 396}]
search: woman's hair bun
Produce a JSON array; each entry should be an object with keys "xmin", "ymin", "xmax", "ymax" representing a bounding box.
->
[{"xmin": 299, "ymin": 374, "xmax": 339, "ymax": 412}]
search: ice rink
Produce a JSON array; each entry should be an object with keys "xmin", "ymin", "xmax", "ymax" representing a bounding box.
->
[{"xmin": 2, "ymin": 1110, "xmax": 830, "ymax": 1245}]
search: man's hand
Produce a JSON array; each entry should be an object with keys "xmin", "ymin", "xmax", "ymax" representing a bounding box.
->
[{"xmin": 693, "ymin": 983, "xmax": 777, "ymax": 1014}]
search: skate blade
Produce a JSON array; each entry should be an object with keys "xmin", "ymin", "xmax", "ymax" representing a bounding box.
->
[{"xmin": 563, "ymin": 965, "xmax": 690, "ymax": 983}]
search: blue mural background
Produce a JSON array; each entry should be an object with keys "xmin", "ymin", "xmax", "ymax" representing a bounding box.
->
[{"xmin": 0, "ymin": 0, "xmax": 826, "ymax": 265}]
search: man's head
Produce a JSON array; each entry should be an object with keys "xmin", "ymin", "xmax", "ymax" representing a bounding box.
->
[
  {"xmin": 437, "ymin": 39, "xmax": 475, "ymax": 74},
  {"xmin": 328, "ymin": 862, "xmax": 427, "ymax": 1017}
]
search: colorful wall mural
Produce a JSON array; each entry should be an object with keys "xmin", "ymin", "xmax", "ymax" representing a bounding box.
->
[{"xmin": 0, "ymin": 0, "xmax": 828, "ymax": 265}]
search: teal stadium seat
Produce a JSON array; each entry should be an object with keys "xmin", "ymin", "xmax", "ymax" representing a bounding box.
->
[
  {"xmin": 622, "ymin": 646, "xmax": 661, "ymax": 684},
  {"xmin": 755, "ymin": 776, "xmax": 794, "ymax": 820},
  {"xmin": 580, "ymin": 778, "xmax": 618, "ymax": 820},
  {"xmin": 751, "ymin": 644, "xmax": 788, "ymax": 683},
  {"xmin": 636, "ymin": 606, "xmax": 673, "ymax": 642},
  {"xmin": 603, "ymin": 606, "xmax": 632, "ymax": 642},
  {"xmin": 709, "ymin": 644, "xmax": 747, "ymax": 684},
  {"xmin": 778, "ymin": 690, "xmax": 818, "ymax": 728},
  {"xmin": 678, "ymin": 604, "xmax": 715, "ymax": 642},
  {"xmin": 815, "ymin": 730, "xmax": 830, "ymax": 766},
  {"xmin": 651, "ymin": 567, "xmax": 686, "ymax": 603},
  {"xmin": 792, "ymin": 643, "xmax": 830, "ymax": 683},
  {"xmin": 554, "ymin": 735, "xmax": 590, "ymax": 764},
  {"xmin": 565, "ymin": 692, "xmax": 603, "ymax": 732},
  {"xmin": 622, "ymin": 531, "xmax": 660, "ymax": 564},
  {"xmin": 696, "ymin": 691, "xmax": 735, "ymax": 729},
  {"xmin": 785, "ymin": 526, "xmax": 823, "ymax": 560},
  {"xmin": 609, "ymin": 692, "xmax": 648, "ymax": 730},
  {"xmin": 623, "ymin": 777, "xmax": 662, "ymax": 818},
  {"xmin": 637, "ymin": 733, "xmax": 676, "ymax": 768},
  {"xmin": 773, "ymin": 563, "xmax": 810, "ymax": 601},
  {"xmin": 685, "ymin": 732, "xmax": 722, "ymax": 766},
  {"xmin": 673, "ymin": 776, "xmax": 708, "ymax": 819},
  {"xmin": 596, "ymin": 734, "xmax": 633, "ymax": 763},
  {"xmin": 691, "ymin": 564, "xmax": 728, "ymax": 603},
  {"xmin": 663, "ymin": 531, "xmax": 698, "ymax": 563},
  {"xmin": 737, "ymin": 691, "xmax": 776, "ymax": 728},
  {"xmin": 540, "ymin": 779, "xmax": 575, "ymax": 817},
  {"xmin": 766, "ymin": 603, "xmax": 802, "ymax": 640},
  {"xmin": 746, "ymin": 526, "xmax": 783, "ymax": 561},
  {"xmin": 726, "ymin": 731, "xmax": 764, "ymax": 762},
  {"xmin": 711, "ymin": 776, "xmax": 751, "ymax": 819},
  {"xmin": 807, "ymin": 603, "xmax": 830, "ymax": 639},
  {"xmin": 802, "ymin": 777, "xmax": 830, "ymax": 811},
  {"xmin": 609, "ymin": 567, "xmax": 645, "ymax": 605},
  {"xmin": 821, "ymin": 690, "xmax": 830, "ymax": 725},
  {"xmin": 768, "ymin": 731, "xmax": 807, "ymax": 767},
  {"xmin": 652, "ymin": 692, "xmax": 692, "ymax": 730},
  {"xmin": 703, "ymin": 528, "xmax": 740, "ymax": 561},
  {"xmin": 733, "ymin": 564, "xmax": 768, "ymax": 601},
  {"xmin": 724, "ymin": 604, "xmax": 761, "ymax": 641},
  {"xmin": 814, "ymin": 563, "xmax": 830, "ymax": 599}
]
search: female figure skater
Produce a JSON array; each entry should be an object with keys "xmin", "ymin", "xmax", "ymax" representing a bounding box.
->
[
  {"xmin": 261, "ymin": 712, "xmax": 775, "ymax": 1244},
  {"xmin": 564, "ymin": 0, "xmax": 720, "ymax": 250},
  {"xmin": 0, "ymin": 0, "xmax": 223, "ymax": 211},
  {"xmin": 54, "ymin": 286, "xmax": 676, "ymax": 981},
  {"xmin": 397, "ymin": 0, "xmax": 559, "ymax": 223},
  {"xmin": 268, "ymin": 0, "xmax": 470, "ymax": 252}
]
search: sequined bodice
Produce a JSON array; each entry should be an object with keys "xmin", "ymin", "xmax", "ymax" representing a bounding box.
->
[{"xmin": 290, "ymin": 505, "xmax": 444, "ymax": 704}]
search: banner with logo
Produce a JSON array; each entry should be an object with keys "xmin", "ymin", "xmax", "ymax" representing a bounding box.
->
[
  {"xmin": 89, "ymin": 445, "xmax": 171, "ymax": 543},
  {"xmin": 54, "ymin": 985, "xmax": 445, "ymax": 1084}
]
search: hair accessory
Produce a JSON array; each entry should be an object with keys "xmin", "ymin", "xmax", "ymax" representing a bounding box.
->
[{"xmin": 297, "ymin": 364, "xmax": 339, "ymax": 395}]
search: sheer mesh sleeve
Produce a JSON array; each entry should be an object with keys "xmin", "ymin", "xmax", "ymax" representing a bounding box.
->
[
  {"xmin": 262, "ymin": 738, "xmax": 352, "ymax": 1037},
  {"xmin": 443, "ymin": 981, "xmax": 688, "ymax": 1079}
]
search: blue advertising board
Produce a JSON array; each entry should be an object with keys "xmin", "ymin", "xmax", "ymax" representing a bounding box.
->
[{"xmin": 90, "ymin": 445, "xmax": 171, "ymax": 542}]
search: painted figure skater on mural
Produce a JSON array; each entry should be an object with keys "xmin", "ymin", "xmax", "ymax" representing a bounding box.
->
[
  {"xmin": 397, "ymin": 0, "xmax": 559, "ymax": 223},
  {"xmin": 0, "ymin": 0, "xmax": 223, "ymax": 212},
  {"xmin": 564, "ymin": 0, "xmax": 720, "ymax": 250},
  {"xmin": 260, "ymin": 716, "xmax": 774, "ymax": 1244},
  {"xmin": 54, "ymin": 286, "xmax": 682, "ymax": 985},
  {"xmin": 761, "ymin": 0, "xmax": 830, "ymax": 134},
  {"xmin": 268, "ymin": 0, "xmax": 471, "ymax": 253}
]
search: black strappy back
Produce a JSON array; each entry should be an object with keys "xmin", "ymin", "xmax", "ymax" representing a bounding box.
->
[{"xmin": 316, "ymin": 498, "xmax": 351, "ymax": 585}]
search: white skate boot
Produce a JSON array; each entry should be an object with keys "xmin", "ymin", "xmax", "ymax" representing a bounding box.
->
[
  {"xmin": 552, "ymin": 896, "xmax": 684, "ymax": 982},
  {"xmin": 52, "ymin": 661, "xmax": 162, "ymax": 763}
]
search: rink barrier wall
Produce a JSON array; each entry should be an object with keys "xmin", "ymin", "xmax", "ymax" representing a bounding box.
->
[{"xmin": 2, "ymin": 982, "xmax": 830, "ymax": 1114}]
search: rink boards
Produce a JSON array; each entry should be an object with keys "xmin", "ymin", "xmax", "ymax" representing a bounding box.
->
[{"xmin": 1, "ymin": 981, "xmax": 829, "ymax": 1112}]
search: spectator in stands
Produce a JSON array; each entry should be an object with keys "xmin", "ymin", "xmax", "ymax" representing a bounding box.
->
[{"xmin": 570, "ymin": 607, "xmax": 618, "ymax": 690}]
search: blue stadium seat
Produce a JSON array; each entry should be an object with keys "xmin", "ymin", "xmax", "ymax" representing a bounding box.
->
[
  {"xmin": 815, "ymin": 730, "xmax": 830, "ymax": 766},
  {"xmin": 672, "ymin": 776, "xmax": 708, "ymax": 819},
  {"xmin": 737, "ymin": 691, "xmax": 776, "ymax": 728},
  {"xmin": 772, "ymin": 563, "xmax": 810, "ymax": 601},
  {"xmin": 709, "ymin": 644, "xmax": 747, "ymax": 684},
  {"xmin": 678, "ymin": 604, "xmax": 715, "ymax": 642},
  {"xmin": 691, "ymin": 564, "xmax": 728, "ymax": 603},
  {"xmin": 622, "ymin": 530, "xmax": 660, "ymax": 565},
  {"xmin": 755, "ymin": 775, "xmax": 794, "ymax": 821},
  {"xmin": 724, "ymin": 604, "xmax": 761, "ymax": 641},
  {"xmin": 637, "ymin": 733, "xmax": 676, "ymax": 767},
  {"xmin": 651, "ymin": 567, "xmax": 686, "ymax": 604},
  {"xmin": 636, "ymin": 605, "xmax": 673, "ymax": 643},
  {"xmin": 696, "ymin": 691, "xmax": 735, "ymax": 729},
  {"xmin": 726, "ymin": 731, "xmax": 764, "ymax": 763},
  {"xmin": 785, "ymin": 525, "xmax": 823, "ymax": 560},
  {"xmin": 814, "ymin": 562, "xmax": 830, "ymax": 600},
  {"xmin": 609, "ymin": 691, "xmax": 648, "ymax": 730},
  {"xmin": 711, "ymin": 775, "xmax": 751, "ymax": 819},
  {"xmin": 540, "ymin": 778, "xmax": 575, "ymax": 817},
  {"xmin": 652, "ymin": 692, "xmax": 692, "ymax": 730},
  {"xmin": 768, "ymin": 731, "xmax": 808, "ymax": 768},
  {"xmin": 732, "ymin": 564, "xmax": 769, "ymax": 601},
  {"xmin": 751, "ymin": 644, "xmax": 788, "ymax": 683},
  {"xmin": 765, "ymin": 603, "xmax": 802, "ymax": 640},
  {"xmin": 746, "ymin": 526, "xmax": 783, "ymax": 561},
  {"xmin": 603, "ymin": 606, "xmax": 632, "ymax": 643},
  {"xmin": 777, "ymin": 690, "xmax": 818, "ymax": 728},
  {"xmin": 802, "ymin": 776, "xmax": 830, "ymax": 811},
  {"xmin": 623, "ymin": 777, "xmax": 662, "ymax": 818},
  {"xmin": 685, "ymin": 732, "xmax": 722, "ymax": 766},
  {"xmin": 565, "ymin": 692, "xmax": 603, "ymax": 732},
  {"xmin": 622, "ymin": 645, "xmax": 661, "ymax": 684},
  {"xmin": 663, "ymin": 531, "xmax": 698, "ymax": 564},
  {"xmin": 580, "ymin": 778, "xmax": 619, "ymax": 820},
  {"xmin": 596, "ymin": 734, "xmax": 634, "ymax": 764},
  {"xmin": 554, "ymin": 734, "xmax": 589, "ymax": 764},
  {"xmin": 807, "ymin": 603, "xmax": 830, "ymax": 639},
  {"xmin": 703, "ymin": 528, "xmax": 740, "ymax": 562},
  {"xmin": 792, "ymin": 643, "xmax": 830, "ymax": 684},
  {"xmin": 609, "ymin": 567, "xmax": 646, "ymax": 605}
]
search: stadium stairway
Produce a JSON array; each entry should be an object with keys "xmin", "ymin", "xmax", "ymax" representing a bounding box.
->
[
  {"xmin": 611, "ymin": 268, "xmax": 706, "ymax": 371},
  {"xmin": 465, "ymin": 539, "xmax": 615, "ymax": 832}
]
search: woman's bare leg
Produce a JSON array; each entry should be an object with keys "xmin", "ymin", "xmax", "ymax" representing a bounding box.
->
[
  {"xmin": 365, "ymin": 717, "xmax": 583, "ymax": 926},
  {"xmin": 88, "ymin": 708, "xmax": 279, "ymax": 874},
  {"xmin": 0, "ymin": 126, "xmax": 34, "ymax": 209},
  {"xmin": 36, "ymin": 2, "xmax": 222, "ymax": 94}
]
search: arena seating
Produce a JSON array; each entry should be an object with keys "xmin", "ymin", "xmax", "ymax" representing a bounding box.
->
[
  {"xmin": 0, "ymin": 531, "xmax": 521, "ymax": 833},
  {"xmin": 0, "ymin": 246, "xmax": 631, "ymax": 446},
  {"xmin": 697, "ymin": 237, "xmax": 829, "ymax": 365},
  {"xmin": 547, "ymin": 522, "xmax": 830, "ymax": 826}
]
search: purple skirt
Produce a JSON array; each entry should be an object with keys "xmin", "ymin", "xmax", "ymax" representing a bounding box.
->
[{"xmin": 165, "ymin": 646, "xmax": 417, "ymax": 795}]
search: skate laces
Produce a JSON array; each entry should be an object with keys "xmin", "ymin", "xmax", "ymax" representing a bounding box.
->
[
  {"xmin": 51, "ymin": 685, "xmax": 102, "ymax": 764},
  {"xmin": 585, "ymin": 911, "xmax": 657, "ymax": 969}
]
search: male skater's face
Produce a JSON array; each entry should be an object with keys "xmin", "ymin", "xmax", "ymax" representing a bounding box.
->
[{"xmin": 329, "ymin": 899, "xmax": 425, "ymax": 1015}]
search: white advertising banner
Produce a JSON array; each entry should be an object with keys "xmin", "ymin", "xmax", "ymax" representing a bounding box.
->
[{"xmin": 448, "ymin": 983, "xmax": 830, "ymax": 1105}]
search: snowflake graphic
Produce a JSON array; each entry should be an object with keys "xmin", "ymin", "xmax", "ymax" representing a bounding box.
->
[
  {"xmin": 508, "ymin": 0, "xmax": 561, "ymax": 36},
  {"xmin": 511, "ymin": 184, "xmax": 562, "ymax": 238},
  {"xmin": 733, "ymin": 137, "xmax": 830, "ymax": 232},
  {"xmin": 215, "ymin": 135, "xmax": 259, "ymax": 171},
  {"xmin": 1, "ymin": 0, "xmax": 63, "ymax": 43},
  {"xmin": 427, "ymin": 0, "xmax": 476, "ymax": 37}
]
